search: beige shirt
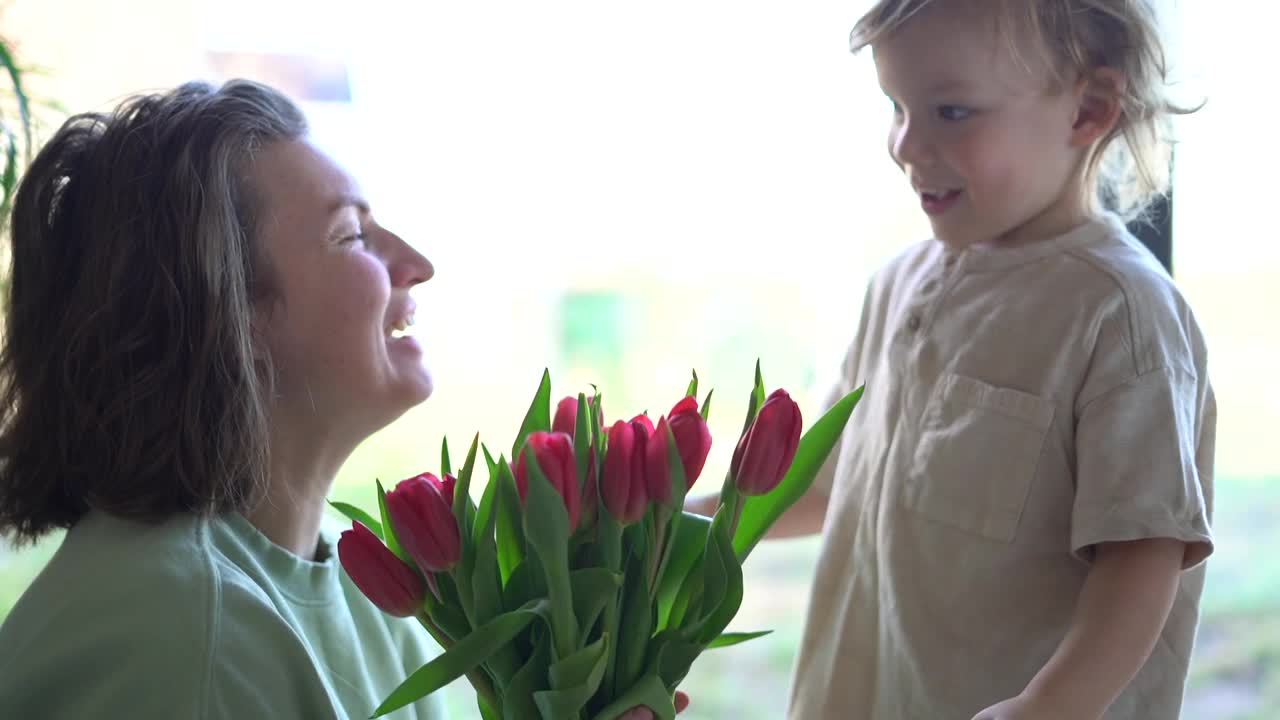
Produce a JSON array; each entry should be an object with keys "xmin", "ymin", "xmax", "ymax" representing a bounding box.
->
[{"xmin": 788, "ymin": 214, "xmax": 1215, "ymax": 720}]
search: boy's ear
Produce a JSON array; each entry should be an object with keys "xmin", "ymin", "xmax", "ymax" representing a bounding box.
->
[{"xmin": 1070, "ymin": 66, "xmax": 1125, "ymax": 148}]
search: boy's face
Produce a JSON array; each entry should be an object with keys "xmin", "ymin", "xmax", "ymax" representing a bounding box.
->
[{"xmin": 873, "ymin": 3, "xmax": 1088, "ymax": 249}]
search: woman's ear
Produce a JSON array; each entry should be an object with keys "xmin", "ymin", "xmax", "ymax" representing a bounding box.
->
[{"xmin": 1070, "ymin": 66, "xmax": 1125, "ymax": 148}]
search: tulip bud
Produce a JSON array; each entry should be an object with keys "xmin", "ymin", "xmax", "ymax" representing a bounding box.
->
[
  {"xmin": 644, "ymin": 416, "xmax": 680, "ymax": 505},
  {"xmin": 385, "ymin": 473, "xmax": 462, "ymax": 574},
  {"xmin": 439, "ymin": 473, "xmax": 457, "ymax": 507},
  {"xmin": 515, "ymin": 431, "xmax": 582, "ymax": 530},
  {"xmin": 553, "ymin": 396, "xmax": 579, "ymax": 437},
  {"xmin": 601, "ymin": 419, "xmax": 650, "ymax": 524},
  {"xmin": 731, "ymin": 389, "xmax": 803, "ymax": 496},
  {"xmin": 667, "ymin": 396, "xmax": 712, "ymax": 487},
  {"xmin": 337, "ymin": 522, "xmax": 426, "ymax": 617}
]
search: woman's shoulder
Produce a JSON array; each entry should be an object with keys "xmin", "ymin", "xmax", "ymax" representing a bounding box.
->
[{"xmin": 0, "ymin": 512, "xmax": 224, "ymax": 717}]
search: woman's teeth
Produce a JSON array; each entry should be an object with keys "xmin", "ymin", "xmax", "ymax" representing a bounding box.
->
[{"xmin": 389, "ymin": 315, "xmax": 414, "ymax": 338}]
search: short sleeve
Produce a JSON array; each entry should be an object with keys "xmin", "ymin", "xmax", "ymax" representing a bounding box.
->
[{"xmin": 1072, "ymin": 365, "xmax": 1214, "ymax": 568}]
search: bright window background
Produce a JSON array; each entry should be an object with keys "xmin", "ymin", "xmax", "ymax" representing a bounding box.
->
[{"xmin": 1, "ymin": 1, "xmax": 1276, "ymax": 718}]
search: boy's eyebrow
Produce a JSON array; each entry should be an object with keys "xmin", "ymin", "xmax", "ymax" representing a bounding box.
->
[{"xmin": 922, "ymin": 78, "xmax": 974, "ymax": 95}]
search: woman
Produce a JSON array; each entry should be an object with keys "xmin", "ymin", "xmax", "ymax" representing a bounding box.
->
[{"xmin": 0, "ymin": 79, "xmax": 679, "ymax": 719}]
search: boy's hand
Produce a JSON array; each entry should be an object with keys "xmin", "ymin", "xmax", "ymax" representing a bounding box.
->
[{"xmin": 616, "ymin": 691, "xmax": 690, "ymax": 719}]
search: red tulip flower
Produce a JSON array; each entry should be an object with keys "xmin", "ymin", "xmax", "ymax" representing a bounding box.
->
[
  {"xmin": 337, "ymin": 522, "xmax": 426, "ymax": 618},
  {"xmin": 731, "ymin": 389, "xmax": 802, "ymax": 496},
  {"xmin": 385, "ymin": 473, "xmax": 462, "ymax": 574},
  {"xmin": 515, "ymin": 431, "xmax": 582, "ymax": 530}
]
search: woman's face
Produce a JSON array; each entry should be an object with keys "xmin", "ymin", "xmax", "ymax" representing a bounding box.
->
[{"xmin": 250, "ymin": 139, "xmax": 434, "ymax": 444}]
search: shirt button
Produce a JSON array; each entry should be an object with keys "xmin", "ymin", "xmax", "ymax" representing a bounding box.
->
[{"xmin": 906, "ymin": 314, "xmax": 922, "ymax": 332}]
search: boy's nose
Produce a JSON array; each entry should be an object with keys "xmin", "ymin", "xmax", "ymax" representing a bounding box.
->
[{"xmin": 890, "ymin": 122, "xmax": 933, "ymax": 168}]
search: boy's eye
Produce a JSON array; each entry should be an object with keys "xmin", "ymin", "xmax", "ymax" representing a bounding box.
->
[
  {"xmin": 342, "ymin": 232, "xmax": 368, "ymax": 245},
  {"xmin": 937, "ymin": 105, "xmax": 971, "ymax": 121}
]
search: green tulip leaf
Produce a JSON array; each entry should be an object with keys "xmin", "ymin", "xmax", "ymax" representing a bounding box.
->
[
  {"xmin": 569, "ymin": 567, "xmax": 623, "ymax": 634},
  {"xmin": 649, "ymin": 629, "xmax": 703, "ymax": 690},
  {"xmin": 589, "ymin": 673, "xmax": 677, "ymax": 720},
  {"xmin": 513, "ymin": 368, "xmax": 552, "ymax": 459},
  {"xmin": 376, "ymin": 479, "xmax": 410, "ymax": 565},
  {"xmin": 495, "ymin": 457, "xmax": 526, "ymax": 585},
  {"xmin": 327, "ymin": 501, "xmax": 383, "ymax": 539},
  {"xmin": 441, "ymin": 435, "xmax": 452, "ymax": 477},
  {"xmin": 371, "ymin": 599, "xmax": 547, "ymax": 718},
  {"xmin": 732, "ymin": 385, "xmax": 863, "ymax": 562},
  {"xmin": 503, "ymin": 633, "xmax": 552, "ymax": 720},
  {"xmin": 654, "ymin": 512, "xmax": 711, "ymax": 630},
  {"xmin": 574, "ymin": 391, "xmax": 593, "ymax": 493},
  {"xmin": 700, "ymin": 388, "xmax": 713, "ymax": 421},
  {"xmin": 685, "ymin": 369, "xmax": 698, "ymax": 399},
  {"xmin": 522, "ymin": 450, "xmax": 579, "ymax": 659},
  {"xmin": 694, "ymin": 516, "xmax": 743, "ymax": 646},
  {"xmin": 455, "ymin": 433, "xmax": 481, "ymax": 540},
  {"xmin": 613, "ymin": 551, "xmax": 653, "ymax": 697},
  {"xmin": 535, "ymin": 633, "xmax": 609, "ymax": 718},
  {"xmin": 707, "ymin": 629, "xmax": 772, "ymax": 649}
]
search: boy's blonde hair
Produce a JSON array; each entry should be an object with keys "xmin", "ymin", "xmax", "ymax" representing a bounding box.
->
[{"xmin": 851, "ymin": 0, "xmax": 1196, "ymax": 221}]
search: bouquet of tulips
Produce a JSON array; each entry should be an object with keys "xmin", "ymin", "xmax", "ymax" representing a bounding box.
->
[{"xmin": 332, "ymin": 365, "xmax": 862, "ymax": 719}]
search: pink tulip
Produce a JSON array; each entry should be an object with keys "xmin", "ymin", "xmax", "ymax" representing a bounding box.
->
[
  {"xmin": 731, "ymin": 389, "xmax": 802, "ymax": 496},
  {"xmin": 601, "ymin": 419, "xmax": 651, "ymax": 524},
  {"xmin": 515, "ymin": 431, "xmax": 582, "ymax": 530},
  {"xmin": 644, "ymin": 417, "xmax": 678, "ymax": 505},
  {"xmin": 337, "ymin": 522, "xmax": 426, "ymax": 617},
  {"xmin": 385, "ymin": 473, "xmax": 462, "ymax": 574},
  {"xmin": 553, "ymin": 396, "xmax": 579, "ymax": 436},
  {"xmin": 667, "ymin": 396, "xmax": 712, "ymax": 487}
]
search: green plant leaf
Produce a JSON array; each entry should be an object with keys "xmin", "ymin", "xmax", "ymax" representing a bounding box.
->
[
  {"xmin": 535, "ymin": 633, "xmax": 610, "ymax": 718},
  {"xmin": 700, "ymin": 388, "xmax": 713, "ymax": 421},
  {"xmin": 613, "ymin": 550, "xmax": 653, "ymax": 697},
  {"xmin": 441, "ymin": 435, "xmax": 453, "ymax": 477},
  {"xmin": 574, "ymin": 391, "xmax": 592, "ymax": 493},
  {"xmin": 522, "ymin": 450, "xmax": 579, "ymax": 659},
  {"xmin": 495, "ymin": 458, "xmax": 526, "ymax": 585},
  {"xmin": 706, "ymin": 630, "xmax": 772, "ymax": 649},
  {"xmin": 0, "ymin": 40, "xmax": 33, "ymax": 159},
  {"xmin": 648, "ymin": 629, "xmax": 703, "ymax": 690},
  {"xmin": 327, "ymin": 500, "xmax": 383, "ymax": 539},
  {"xmin": 693, "ymin": 519, "xmax": 743, "ymax": 646},
  {"xmin": 474, "ymin": 463, "xmax": 500, "ymax": 549},
  {"xmin": 377, "ymin": 479, "xmax": 410, "ymax": 565},
  {"xmin": 455, "ymin": 433, "xmax": 481, "ymax": 540},
  {"xmin": 685, "ymin": 369, "xmax": 698, "ymax": 399},
  {"xmin": 370, "ymin": 600, "xmax": 547, "ymax": 718},
  {"xmin": 513, "ymin": 368, "xmax": 552, "ymax": 458},
  {"xmin": 732, "ymin": 385, "xmax": 864, "ymax": 561},
  {"xmin": 569, "ymin": 567, "xmax": 623, "ymax": 634},
  {"xmin": 589, "ymin": 673, "xmax": 677, "ymax": 720},
  {"xmin": 654, "ymin": 512, "xmax": 711, "ymax": 630},
  {"xmin": 501, "ymin": 557, "xmax": 543, "ymax": 615},
  {"xmin": 503, "ymin": 632, "xmax": 552, "ymax": 720}
]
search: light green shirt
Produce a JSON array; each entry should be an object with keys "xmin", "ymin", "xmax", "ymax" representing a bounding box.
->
[{"xmin": 0, "ymin": 510, "xmax": 447, "ymax": 719}]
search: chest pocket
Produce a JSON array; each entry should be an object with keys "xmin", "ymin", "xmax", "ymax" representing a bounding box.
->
[{"xmin": 902, "ymin": 372, "xmax": 1055, "ymax": 543}]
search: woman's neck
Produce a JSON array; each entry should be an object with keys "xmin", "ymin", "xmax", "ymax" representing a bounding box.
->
[{"xmin": 246, "ymin": 425, "xmax": 356, "ymax": 559}]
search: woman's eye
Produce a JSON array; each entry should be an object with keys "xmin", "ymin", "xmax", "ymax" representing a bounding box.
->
[
  {"xmin": 343, "ymin": 232, "xmax": 368, "ymax": 245},
  {"xmin": 938, "ymin": 105, "xmax": 971, "ymax": 121}
]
